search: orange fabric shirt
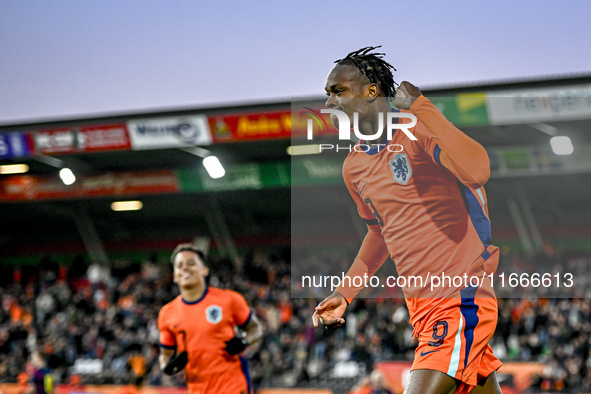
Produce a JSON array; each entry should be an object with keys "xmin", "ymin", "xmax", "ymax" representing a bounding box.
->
[
  {"xmin": 158, "ymin": 286, "xmax": 252, "ymax": 394},
  {"xmin": 128, "ymin": 355, "xmax": 146, "ymax": 377},
  {"xmin": 339, "ymin": 96, "xmax": 498, "ymax": 325}
]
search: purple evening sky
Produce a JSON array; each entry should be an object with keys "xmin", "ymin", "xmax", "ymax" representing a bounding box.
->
[{"xmin": 0, "ymin": 0, "xmax": 590, "ymax": 125}]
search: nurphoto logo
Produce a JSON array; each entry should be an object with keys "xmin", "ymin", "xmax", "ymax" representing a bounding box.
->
[{"xmin": 304, "ymin": 107, "xmax": 418, "ymax": 153}]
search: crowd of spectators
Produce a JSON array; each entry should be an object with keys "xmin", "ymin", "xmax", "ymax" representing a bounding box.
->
[{"xmin": 0, "ymin": 246, "xmax": 590, "ymax": 393}]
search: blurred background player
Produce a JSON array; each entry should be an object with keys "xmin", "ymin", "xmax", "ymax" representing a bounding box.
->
[
  {"xmin": 30, "ymin": 350, "xmax": 54, "ymax": 394},
  {"xmin": 313, "ymin": 46, "xmax": 503, "ymax": 394},
  {"xmin": 158, "ymin": 243, "xmax": 263, "ymax": 394},
  {"xmin": 127, "ymin": 344, "xmax": 146, "ymax": 387}
]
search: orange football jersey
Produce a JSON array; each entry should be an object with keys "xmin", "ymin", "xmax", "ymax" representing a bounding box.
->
[
  {"xmin": 158, "ymin": 286, "xmax": 252, "ymax": 394},
  {"xmin": 339, "ymin": 96, "xmax": 499, "ymax": 325}
]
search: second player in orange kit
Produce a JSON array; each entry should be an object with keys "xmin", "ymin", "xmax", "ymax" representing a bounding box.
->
[{"xmin": 158, "ymin": 243, "xmax": 263, "ymax": 394}]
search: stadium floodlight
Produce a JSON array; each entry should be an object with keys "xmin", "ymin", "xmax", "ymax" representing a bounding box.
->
[
  {"xmin": 111, "ymin": 200, "xmax": 143, "ymax": 211},
  {"xmin": 287, "ymin": 144, "xmax": 322, "ymax": 156},
  {"xmin": 59, "ymin": 168, "xmax": 76, "ymax": 185},
  {"xmin": 203, "ymin": 156, "xmax": 225, "ymax": 179},
  {"xmin": 550, "ymin": 136, "xmax": 574, "ymax": 155},
  {"xmin": 0, "ymin": 164, "xmax": 29, "ymax": 174}
]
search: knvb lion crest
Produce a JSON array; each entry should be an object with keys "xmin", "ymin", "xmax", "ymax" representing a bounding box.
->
[
  {"xmin": 390, "ymin": 153, "xmax": 412, "ymax": 184},
  {"xmin": 206, "ymin": 305, "xmax": 223, "ymax": 324}
]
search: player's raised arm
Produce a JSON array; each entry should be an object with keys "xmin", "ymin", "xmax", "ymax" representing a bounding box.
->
[{"xmin": 395, "ymin": 81, "xmax": 491, "ymax": 188}]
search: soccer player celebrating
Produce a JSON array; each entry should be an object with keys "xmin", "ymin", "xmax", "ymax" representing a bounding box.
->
[
  {"xmin": 312, "ymin": 47, "xmax": 503, "ymax": 394},
  {"xmin": 158, "ymin": 243, "xmax": 262, "ymax": 394}
]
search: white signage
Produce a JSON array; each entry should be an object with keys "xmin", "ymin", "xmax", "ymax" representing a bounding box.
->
[
  {"xmin": 487, "ymin": 84, "xmax": 591, "ymax": 125},
  {"xmin": 127, "ymin": 115, "xmax": 212, "ymax": 149}
]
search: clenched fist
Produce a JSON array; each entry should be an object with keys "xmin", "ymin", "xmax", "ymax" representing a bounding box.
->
[{"xmin": 394, "ymin": 81, "xmax": 422, "ymax": 110}]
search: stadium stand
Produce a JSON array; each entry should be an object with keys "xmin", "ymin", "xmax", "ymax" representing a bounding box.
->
[{"xmin": 1, "ymin": 249, "xmax": 591, "ymax": 392}]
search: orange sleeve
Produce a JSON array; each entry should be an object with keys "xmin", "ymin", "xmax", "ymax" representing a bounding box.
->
[
  {"xmin": 410, "ymin": 95, "xmax": 490, "ymax": 188},
  {"xmin": 230, "ymin": 291, "xmax": 252, "ymax": 328},
  {"xmin": 335, "ymin": 223, "xmax": 390, "ymax": 304},
  {"xmin": 157, "ymin": 306, "xmax": 176, "ymax": 349}
]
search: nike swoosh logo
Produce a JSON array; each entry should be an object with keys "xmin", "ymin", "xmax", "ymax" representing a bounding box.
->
[
  {"xmin": 420, "ymin": 350, "xmax": 441, "ymax": 356},
  {"xmin": 359, "ymin": 183, "xmax": 367, "ymax": 196}
]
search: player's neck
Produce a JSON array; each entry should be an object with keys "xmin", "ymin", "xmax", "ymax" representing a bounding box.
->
[
  {"xmin": 363, "ymin": 101, "xmax": 392, "ymax": 147},
  {"xmin": 180, "ymin": 284, "xmax": 207, "ymax": 303},
  {"xmin": 368, "ymin": 132, "xmax": 389, "ymax": 146}
]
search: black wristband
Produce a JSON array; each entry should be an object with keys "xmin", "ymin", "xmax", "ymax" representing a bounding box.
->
[
  {"xmin": 163, "ymin": 351, "xmax": 188, "ymax": 375},
  {"xmin": 224, "ymin": 337, "xmax": 248, "ymax": 355}
]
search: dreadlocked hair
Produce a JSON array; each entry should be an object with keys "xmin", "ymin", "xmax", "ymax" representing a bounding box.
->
[{"xmin": 334, "ymin": 45, "xmax": 398, "ymax": 98}]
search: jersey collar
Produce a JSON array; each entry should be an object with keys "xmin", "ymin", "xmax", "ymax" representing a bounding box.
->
[{"xmin": 182, "ymin": 286, "xmax": 208, "ymax": 305}]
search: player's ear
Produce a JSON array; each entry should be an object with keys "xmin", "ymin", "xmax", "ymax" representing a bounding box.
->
[
  {"xmin": 367, "ymin": 83, "xmax": 379, "ymax": 98},
  {"xmin": 201, "ymin": 265, "xmax": 210, "ymax": 277}
]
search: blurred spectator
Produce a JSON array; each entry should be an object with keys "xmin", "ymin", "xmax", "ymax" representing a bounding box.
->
[{"xmin": 349, "ymin": 369, "xmax": 394, "ymax": 394}]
